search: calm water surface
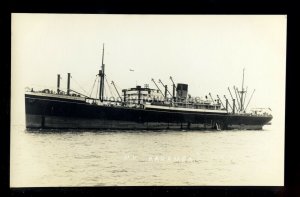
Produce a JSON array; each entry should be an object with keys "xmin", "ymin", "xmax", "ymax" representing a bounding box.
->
[{"xmin": 10, "ymin": 124, "xmax": 284, "ymax": 186}]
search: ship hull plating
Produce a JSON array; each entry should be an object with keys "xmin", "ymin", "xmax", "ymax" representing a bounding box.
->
[{"xmin": 25, "ymin": 95, "xmax": 272, "ymax": 131}]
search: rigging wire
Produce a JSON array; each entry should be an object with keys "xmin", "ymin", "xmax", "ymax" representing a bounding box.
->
[
  {"xmin": 71, "ymin": 76, "xmax": 89, "ymax": 95},
  {"xmin": 95, "ymin": 77, "xmax": 99, "ymax": 99},
  {"xmin": 243, "ymin": 86, "xmax": 248, "ymax": 111},
  {"xmin": 104, "ymin": 82, "xmax": 108, "ymax": 99},
  {"xmin": 105, "ymin": 76, "xmax": 115, "ymax": 98},
  {"xmin": 113, "ymin": 81, "xmax": 123, "ymax": 94},
  {"xmin": 89, "ymin": 77, "xmax": 98, "ymax": 98},
  {"xmin": 114, "ymin": 83, "xmax": 121, "ymax": 91},
  {"xmin": 113, "ymin": 81, "xmax": 123, "ymax": 101},
  {"xmin": 105, "ymin": 73, "xmax": 122, "ymax": 101},
  {"xmin": 28, "ymin": 84, "xmax": 57, "ymax": 90},
  {"xmin": 245, "ymin": 89, "xmax": 256, "ymax": 111}
]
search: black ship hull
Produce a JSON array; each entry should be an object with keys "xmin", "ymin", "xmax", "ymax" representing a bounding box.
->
[{"xmin": 25, "ymin": 94, "xmax": 272, "ymax": 131}]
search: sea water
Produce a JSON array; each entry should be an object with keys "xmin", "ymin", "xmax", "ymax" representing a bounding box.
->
[{"xmin": 10, "ymin": 124, "xmax": 284, "ymax": 186}]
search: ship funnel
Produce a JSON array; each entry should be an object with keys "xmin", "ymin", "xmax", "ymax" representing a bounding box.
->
[{"xmin": 176, "ymin": 83, "xmax": 188, "ymax": 99}]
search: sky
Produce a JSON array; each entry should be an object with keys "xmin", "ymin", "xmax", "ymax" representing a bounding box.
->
[{"xmin": 11, "ymin": 14, "xmax": 286, "ymax": 125}]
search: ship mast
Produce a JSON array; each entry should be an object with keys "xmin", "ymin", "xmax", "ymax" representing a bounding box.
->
[
  {"xmin": 99, "ymin": 43, "xmax": 105, "ymax": 102},
  {"xmin": 239, "ymin": 68, "xmax": 246, "ymax": 112}
]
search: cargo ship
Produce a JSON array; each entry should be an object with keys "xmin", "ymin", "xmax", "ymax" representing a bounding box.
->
[{"xmin": 25, "ymin": 45, "xmax": 272, "ymax": 130}]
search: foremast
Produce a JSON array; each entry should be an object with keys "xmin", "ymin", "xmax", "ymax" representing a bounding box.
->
[{"xmin": 99, "ymin": 43, "xmax": 105, "ymax": 102}]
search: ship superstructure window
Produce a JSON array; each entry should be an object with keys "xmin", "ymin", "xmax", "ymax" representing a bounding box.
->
[
  {"xmin": 121, "ymin": 83, "xmax": 222, "ymax": 111},
  {"xmin": 122, "ymin": 86, "xmax": 164, "ymax": 106}
]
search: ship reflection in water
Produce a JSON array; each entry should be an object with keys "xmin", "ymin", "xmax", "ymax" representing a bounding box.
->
[{"xmin": 10, "ymin": 123, "xmax": 283, "ymax": 186}]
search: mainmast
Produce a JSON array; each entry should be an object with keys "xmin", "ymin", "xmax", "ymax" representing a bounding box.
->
[{"xmin": 239, "ymin": 68, "xmax": 246, "ymax": 111}]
